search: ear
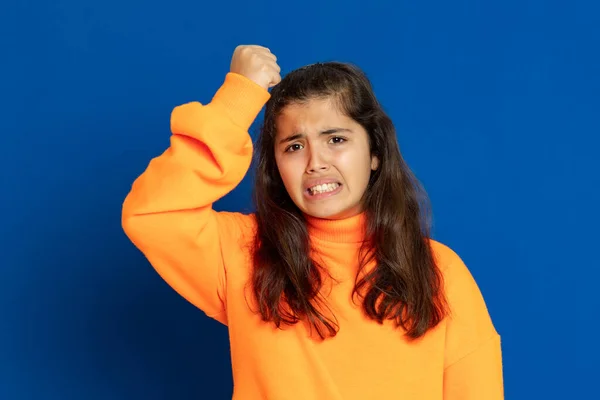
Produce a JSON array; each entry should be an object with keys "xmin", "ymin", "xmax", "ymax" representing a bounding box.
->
[{"xmin": 371, "ymin": 155, "xmax": 380, "ymax": 171}]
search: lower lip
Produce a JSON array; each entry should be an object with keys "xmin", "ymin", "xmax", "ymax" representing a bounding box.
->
[{"xmin": 304, "ymin": 184, "xmax": 343, "ymax": 200}]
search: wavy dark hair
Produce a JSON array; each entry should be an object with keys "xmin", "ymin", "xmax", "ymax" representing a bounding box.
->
[{"xmin": 250, "ymin": 62, "xmax": 448, "ymax": 340}]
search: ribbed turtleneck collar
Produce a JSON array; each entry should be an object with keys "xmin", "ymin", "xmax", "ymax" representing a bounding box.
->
[{"xmin": 304, "ymin": 212, "xmax": 368, "ymax": 244}]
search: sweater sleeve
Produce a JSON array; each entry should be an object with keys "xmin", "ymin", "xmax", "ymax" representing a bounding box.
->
[
  {"xmin": 443, "ymin": 334, "xmax": 504, "ymax": 399},
  {"xmin": 121, "ymin": 73, "xmax": 270, "ymax": 323},
  {"xmin": 435, "ymin": 243, "xmax": 504, "ymax": 399}
]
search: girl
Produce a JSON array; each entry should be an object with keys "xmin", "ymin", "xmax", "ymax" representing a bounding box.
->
[{"xmin": 122, "ymin": 44, "xmax": 503, "ymax": 399}]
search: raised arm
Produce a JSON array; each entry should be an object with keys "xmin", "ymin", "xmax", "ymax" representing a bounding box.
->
[{"xmin": 121, "ymin": 45, "xmax": 280, "ymax": 322}]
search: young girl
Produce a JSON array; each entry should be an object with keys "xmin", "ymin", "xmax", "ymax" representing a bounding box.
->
[{"xmin": 122, "ymin": 45, "xmax": 503, "ymax": 399}]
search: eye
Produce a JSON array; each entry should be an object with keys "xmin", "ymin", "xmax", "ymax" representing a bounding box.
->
[
  {"xmin": 285, "ymin": 143, "xmax": 303, "ymax": 152},
  {"xmin": 329, "ymin": 136, "xmax": 347, "ymax": 145}
]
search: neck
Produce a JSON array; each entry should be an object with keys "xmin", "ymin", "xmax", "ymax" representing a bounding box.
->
[{"xmin": 304, "ymin": 212, "xmax": 368, "ymax": 244}]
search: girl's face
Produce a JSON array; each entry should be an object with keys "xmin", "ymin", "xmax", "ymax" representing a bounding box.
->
[{"xmin": 274, "ymin": 98, "xmax": 379, "ymax": 220}]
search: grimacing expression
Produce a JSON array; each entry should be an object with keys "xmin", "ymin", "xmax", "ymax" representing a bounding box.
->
[{"xmin": 274, "ymin": 98, "xmax": 379, "ymax": 220}]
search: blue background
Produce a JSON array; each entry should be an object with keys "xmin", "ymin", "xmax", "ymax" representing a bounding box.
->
[{"xmin": 2, "ymin": 0, "xmax": 598, "ymax": 398}]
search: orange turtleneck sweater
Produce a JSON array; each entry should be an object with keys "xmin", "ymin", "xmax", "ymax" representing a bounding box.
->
[{"xmin": 121, "ymin": 72, "xmax": 504, "ymax": 399}]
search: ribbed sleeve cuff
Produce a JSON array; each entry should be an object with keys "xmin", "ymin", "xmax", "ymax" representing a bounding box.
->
[{"xmin": 210, "ymin": 73, "xmax": 271, "ymax": 131}]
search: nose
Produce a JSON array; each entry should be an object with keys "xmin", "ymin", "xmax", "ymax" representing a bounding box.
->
[{"xmin": 305, "ymin": 145, "xmax": 329, "ymax": 173}]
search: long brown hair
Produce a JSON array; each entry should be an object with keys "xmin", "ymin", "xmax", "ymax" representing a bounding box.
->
[{"xmin": 250, "ymin": 62, "xmax": 448, "ymax": 340}]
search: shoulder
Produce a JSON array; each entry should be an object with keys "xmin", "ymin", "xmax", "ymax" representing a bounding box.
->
[
  {"xmin": 428, "ymin": 239, "xmax": 463, "ymax": 271},
  {"xmin": 213, "ymin": 211, "xmax": 258, "ymax": 249},
  {"xmin": 427, "ymin": 238, "xmax": 482, "ymax": 294},
  {"xmin": 215, "ymin": 210, "xmax": 256, "ymax": 228}
]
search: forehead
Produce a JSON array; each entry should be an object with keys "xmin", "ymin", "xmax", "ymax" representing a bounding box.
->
[{"xmin": 276, "ymin": 98, "xmax": 350, "ymax": 133}]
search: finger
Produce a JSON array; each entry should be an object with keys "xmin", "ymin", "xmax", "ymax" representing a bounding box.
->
[
  {"xmin": 258, "ymin": 50, "xmax": 277, "ymax": 62},
  {"xmin": 245, "ymin": 45, "xmax": 276, "ymax": 60},
  {"xmin": 246, "ymin": 44, "xmax": 274, "ymax": 54},
  {"xmin": 269, "ymin": 72, "xmax": 282, "ymax": 88},
  {"xmin": 263, "ymin": 58, "xmax": 281, "ymax": 73}
]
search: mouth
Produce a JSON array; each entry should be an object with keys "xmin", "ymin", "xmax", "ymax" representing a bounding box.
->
[{"xmin": 305, "ymin": 182, "xmax": 343, "ymax": 198}]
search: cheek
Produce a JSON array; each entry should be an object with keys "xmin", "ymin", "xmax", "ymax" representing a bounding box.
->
[
  {"xmin": 335, "ymin": 149, "xmax": 372, "ymax": 183},
  {"xmin": 276, "ymin": 157, "xmax": 302, "ymax": 189}
]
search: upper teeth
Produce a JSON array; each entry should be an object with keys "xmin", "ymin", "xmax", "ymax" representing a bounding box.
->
[{"xmin": 309, "ymin": 183, "xmax": 339, "ymax": 194}]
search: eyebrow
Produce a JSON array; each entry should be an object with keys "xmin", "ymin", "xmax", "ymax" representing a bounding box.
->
[{"xmin": 278, "ymin": 128, "xmax": 353, "ymax": 145}]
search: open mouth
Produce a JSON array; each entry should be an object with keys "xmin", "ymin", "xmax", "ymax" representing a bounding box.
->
[{"xmin": 307, "ymin": 182, "xmax": 342, "ymax": 196}]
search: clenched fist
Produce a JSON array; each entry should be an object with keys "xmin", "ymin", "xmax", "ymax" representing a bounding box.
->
[{"xmin": 230, "ymin": 45, "xmax": 281, "ymax": 90}]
